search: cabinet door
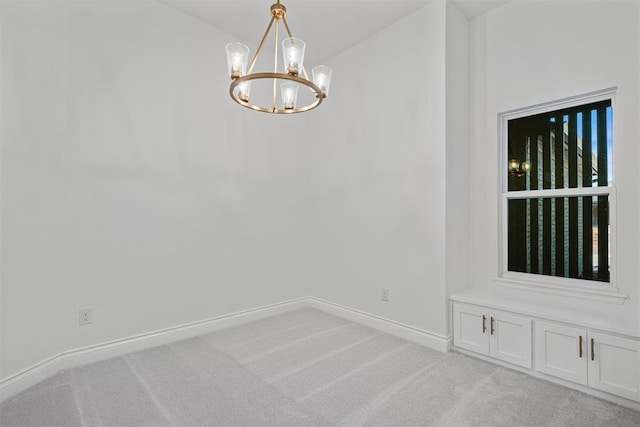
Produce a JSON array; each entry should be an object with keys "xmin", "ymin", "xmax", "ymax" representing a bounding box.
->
[
  {"xmin": 489, "ymin": 311, "xmax": 532, "ymax": 368},
  {"xmin": 588, "ymin": 332, "xmax": 640, "ymax": 401},
  {"xmin": 453, "ymin": 303, "xmax": 489, "ymax": 355},
  {"xmin": 534, "ymin": 320, "xmax": 587, "ymax": 385}
]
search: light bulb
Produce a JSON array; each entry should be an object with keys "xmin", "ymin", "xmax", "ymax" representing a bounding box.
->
[
  {"xmin": 226, "ymin": 43, "xmax": 249, "ymax": 79},
  {"xmin": 282, "ymin": 38, "xmax": 305, "ymax": 76},
  {"xmin": 281, "ymin": 82, "xmax": 299, "ymax": 110},
  {"xmin": 312, "ymin": 65, "xmax": 332, "ymax": 97},
  {"xmin": 236, "ymin": 81, "xmax": 251, "ymax": 102}
]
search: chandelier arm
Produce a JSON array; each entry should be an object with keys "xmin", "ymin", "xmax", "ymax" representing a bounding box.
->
[
  {"xmin": 281, "ymin": 15, "xmax": 294, "ymax": 38},
  {"xmin": 247, "ymin": 16, "xmax": 276, "ymax": 75},
  {"xmin": 272, "ymin": 17, "xmax": 279, "ymax": 112},
  {"xmin": 300, "ymin": 66, "xmax": 310, "ymax": 82},
  {"xmin": 281, "ymin": 17, "xmax": 310, "ymax": 80}
]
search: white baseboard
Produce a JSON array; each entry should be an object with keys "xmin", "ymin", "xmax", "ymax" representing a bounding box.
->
[
  {"xmin": 0, "ymin": 297, "xmax": 309, "ymax": 402},
  {"xmin": 308, "ymin": 297, "xmax": 451, "ymax": 353},
  {"xmin": 4, "ymin": 295, "xmax": 637, "ymax": 411},
  {"xmin": 0, "ymin": 296, "xmax": 451, "ymax": 403}
]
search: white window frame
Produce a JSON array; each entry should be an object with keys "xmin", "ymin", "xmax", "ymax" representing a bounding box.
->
[{"xmin": 496, "ymin": 88, "xmax": 625, "ymax": 304}]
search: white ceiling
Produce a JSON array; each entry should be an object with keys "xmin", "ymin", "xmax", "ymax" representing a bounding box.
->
[
  {"xmin": 454, "ymin": 0, "xmax": 511, "ymax": 19},
  {"xmin": 158, "ymin": 0, "xmax": 511, "ymax": 65}
]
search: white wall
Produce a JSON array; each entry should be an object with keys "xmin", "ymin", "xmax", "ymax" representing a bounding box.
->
[
  {"xmin": 8, "ymin": 0, "xmax": 637, "ymax": 384},
  {"xmin": 0, "ymin": 0, "xmax": 312, "ymax": 378},
  {"xmin": 444, "ymin": 0, "xmax": 470, "ymax": 318},
  {"xmin": 469, "ymin": 1, "xmax": 640, "ymax": 327},
  {"xmin": 1, "ymin": 0, "xmax": 473, "ymax": 381},
  {"xmin": 305, "ymin": 1, "xmax": 468, "ymax": 338}
]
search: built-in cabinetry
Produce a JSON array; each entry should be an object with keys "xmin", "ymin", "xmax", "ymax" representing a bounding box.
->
[
  {"xmin": 453, "ymin": 303, "xmax": 531, "ymax": 368},
  {"xmin": 451, "ymin": 298, "xmax": 640, "ymax": 404},
  {"xmin": 535, "ymin": 320, "xmax": 640, "ymax": 401}
]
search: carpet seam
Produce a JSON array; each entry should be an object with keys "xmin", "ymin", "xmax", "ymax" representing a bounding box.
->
[
  {"xmin": 69, "ymin": 369, "xmax": 88, "ymax": 427},
  {"xmin": 265, "ymin": 332, "xmax": 382, "ymax": 384},
  {"xmin": 297, "ymin": 342, "xmax": 411, "ymax": 402},
  {"xmin": 122, "ymin": 354, "xmax": 176, "ymax": 426},
  {"xmin": 339, "ymin": 352, "xmax": 452, "ymax": 426},
  {"xmin": 239, "ymin": 322, "xmax": 356, "ymax": 364},
  {"xmin": 222, "ymin": 312, "xmax": 335, "ymax": 351}
]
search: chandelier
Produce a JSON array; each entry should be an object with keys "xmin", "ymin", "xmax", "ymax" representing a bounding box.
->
[
  {"xmin": 225, "ymin": 0, "xmax": 333, "ymax": 114},
  {"xmin": 508, "ymin": 158, "xmax": 531, "ymax": 177},
  {"xmin": 507, "ymin": 145, "xmax": 531, "ymax": 178}
]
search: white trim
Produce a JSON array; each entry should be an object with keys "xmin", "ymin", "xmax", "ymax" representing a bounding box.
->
[
  {"xmin": 499, "ymin": 87, "xmax": 618, "ymax": 127},
  {"xmin": 499, "ymin": 86, "xmax": 617, "ymax": 196},
  {"xmin": 501, "ymin": 188, "xmax": 619, "ymax": 293},
  {"xmin": 498, "ymin": 88, "xmax": 619, "ymax": 298},
  {"xmin": 0, "ymin": 296, "xmax": 451, "ymax": 403},
  {"xmin": 494, "ymin": 275, "xmax": 627, "ymax": 304},
  {"xmin": 0, "ymin": 297, "xmax": 309, "ymax": 402},
  {"xmin": 308, "ymin": 297, "xmax": 451, "ymax": 353},
  {"xmin": 505, "ymin": 186, "xmax": 613, "ymax": 199}
]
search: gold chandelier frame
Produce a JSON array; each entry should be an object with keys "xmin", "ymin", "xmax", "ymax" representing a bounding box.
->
[{"xmin": 228, "ymin": 1, "xmax": 324, "ymax": 114}]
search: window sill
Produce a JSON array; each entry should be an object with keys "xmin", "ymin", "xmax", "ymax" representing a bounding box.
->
[{"xmin": 495, "ymin": 273, "xmax": 628, "ymax": 304}]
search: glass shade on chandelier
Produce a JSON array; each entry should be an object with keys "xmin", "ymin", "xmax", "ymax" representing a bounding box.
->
[
  {"xmin": 312, "ymin": 65, "xmax": 332, "ymax": 97},
  {"xmin": 225, "ymin": 1, "xmax": 332, "ymax": 114},
  {"xmin": 280, "ymin": 82, "xmax": 299, "ymax": 110},
  {"xmin": 236, "ymin": 81, "xmax": 251, "ymax": 103},
  {"xmin": 225, "ymin": 43, "xmax": 249, "ymax": 79},
  {"xmin": 282, "ymin": 38, "xmax": 305, "ymax": 76}
]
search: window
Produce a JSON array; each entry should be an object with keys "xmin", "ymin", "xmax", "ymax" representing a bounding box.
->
[{"xmin": 501, "ymin": 92, "xmax": 615, "ymax": 289}]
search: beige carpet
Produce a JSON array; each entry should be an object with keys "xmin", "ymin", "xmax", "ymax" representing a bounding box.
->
[{"xmin": 2, "ymin": 307, "xmax": 640, "ymax": 426}]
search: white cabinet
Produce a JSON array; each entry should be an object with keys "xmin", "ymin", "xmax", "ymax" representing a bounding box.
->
[
  {"xmin": 451, "ymin": 292, "xmax": 640, "ymax": 404},
  {"xmin": 535, "ymin": 321, "xmax": 640, "ymax": 401},
  {"xmin": 453, "ymin": 303, "xmax": 532, "ymax": 369},
  {"xmin": 453, "ymin": 303, "xmax": 488, "ymax": 355},
  {"xmin": 535, "ymin": 321, "xmax": 588, "ymax": 384},
  {"xmin": 588, "ymin": 331, "xmax": 640, "ymax": 401}
]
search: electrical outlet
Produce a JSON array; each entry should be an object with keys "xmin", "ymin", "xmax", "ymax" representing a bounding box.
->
[
  {"xmin": 381, "ymin": 288, "xmax": 390, "ymax": 302},
  {"xmin": 79, "ymin": 308, "xmax": 92, "ymax": 326}
]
